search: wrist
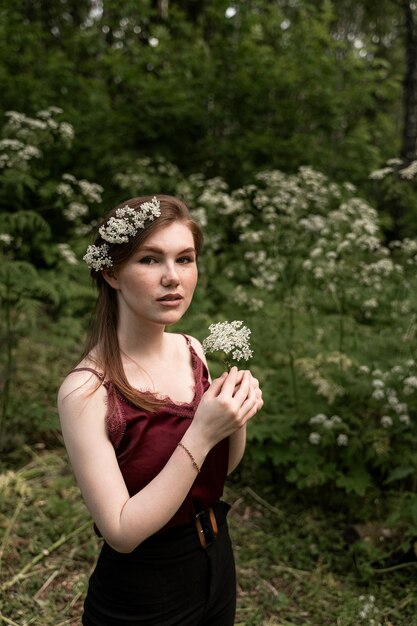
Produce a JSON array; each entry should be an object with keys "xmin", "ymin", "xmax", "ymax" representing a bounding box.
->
[{"xmin": 180, "ymin": 426, "xmax": 211, "ymax": 466}]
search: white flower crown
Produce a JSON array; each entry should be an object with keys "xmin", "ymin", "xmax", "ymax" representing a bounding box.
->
[{"xmin": 83, "ymin": 196, "xmax": 161, "ymax": 271}]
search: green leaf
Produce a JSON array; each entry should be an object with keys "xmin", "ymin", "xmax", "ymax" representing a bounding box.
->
[
  {"xmin": 384, "ymin": 466, "xmax": 416, "ymax": 485},
  {"xmin": 335, "ymin": 466, "xmax": 372, "ymax": 496}
]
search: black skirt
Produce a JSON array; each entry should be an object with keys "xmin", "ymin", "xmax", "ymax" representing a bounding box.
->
[{"xmin": 82, "ymin": 502, "xmax": 236, "ymax": 626}]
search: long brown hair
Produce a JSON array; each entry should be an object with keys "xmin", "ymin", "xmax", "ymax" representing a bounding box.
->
[{"xmin": 82, "ymin": 194, "xmax": 203, "ymax": 411}]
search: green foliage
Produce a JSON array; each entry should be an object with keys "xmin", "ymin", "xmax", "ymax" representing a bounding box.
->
[
  {"xmin": 0, "ymin": 109, "xmax": 97, "ymax": 451},
  {"xmin": 0, "ymin": 0, "xmax": 415, "ymax": 554},
  {"xmin": 2, "ymin": 453, "xmax": 417, "ymax": 624},
  {"xmin": 96, "ymin": 157, "xmax": 417, "ymax": 528},
  {"xmin": 2, "ymin": 102, "xmax": 417, "ymax": 558},
  {"xmin": 0, "ymin": 0, "xmax": 403, "ymax": 193},
  {"xmin": 0, "ymin": 0, "xmax": 416, "ymax": 587},
  {"xmin": 368, "ymin": 158, "xmax": 417, "ymax": 238},
  {"xmin": 162, "ymin": 166, "xmax": 417, "ymax": 525}
]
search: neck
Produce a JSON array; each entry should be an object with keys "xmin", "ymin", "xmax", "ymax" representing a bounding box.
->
[{"xmin": 117, "ymin": 321, "xmax": 168, "ymax": 361}]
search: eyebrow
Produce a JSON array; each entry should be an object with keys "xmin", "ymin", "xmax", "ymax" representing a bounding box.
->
[{"xmin": 139, "ymin": 246, "xmax": 196, "ymax": 254}]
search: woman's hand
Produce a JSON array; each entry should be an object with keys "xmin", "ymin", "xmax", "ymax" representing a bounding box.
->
[
  {"xmin": 232, "ymin": 368, "xmax": 263, "ymax": 411},
  {"xmin": 190, "ymin": 366, "xmax": 263, "ymax": 448}
]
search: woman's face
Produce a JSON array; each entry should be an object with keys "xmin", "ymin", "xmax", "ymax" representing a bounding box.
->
[{"xmin": 105, "ymin": 221, "xmax": 198, "ymax": 329}]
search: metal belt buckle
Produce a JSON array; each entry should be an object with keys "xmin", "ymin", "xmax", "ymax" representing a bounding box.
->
[{"xmin": 195, "ymin": 507, "xmax": 219, "ymax": 549}]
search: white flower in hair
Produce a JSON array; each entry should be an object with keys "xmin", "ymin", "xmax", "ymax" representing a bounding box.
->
[
  {"xmin": 83, "ymin": 243, "xmax": 113, "ymax": 271},
  {"xmin": 202, "ymin": 320, "xmax": 253, "ymax": 368},
  {"xmin": 99, "ymin": 197, "xmax": 161, "ymax": 243},
  {"xmin": 83, "ymin": 196, "xmax": 161, "ymax": 270}
]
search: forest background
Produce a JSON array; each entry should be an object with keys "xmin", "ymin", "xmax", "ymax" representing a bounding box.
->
[{"xmin": 2, "ymin": 0, "xmax": 417, "ymax": 624}]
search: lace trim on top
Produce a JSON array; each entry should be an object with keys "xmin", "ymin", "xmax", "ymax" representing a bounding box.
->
[
  {"xmin": 67, "ymin": 335, "xmax": 206, "ymax": 449},
  {"xmin": 133, "ymin": 338, "xmax": 201, "ymax": 407}
]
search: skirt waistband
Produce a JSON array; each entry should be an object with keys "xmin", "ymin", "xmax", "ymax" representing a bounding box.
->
[{"xmin": 101, "ymin": 501, "xmax": 231, "ymax": 560}]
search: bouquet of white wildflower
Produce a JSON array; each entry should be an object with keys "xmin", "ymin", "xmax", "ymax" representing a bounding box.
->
[{"xmin": 202, "ymin": 320, "xmax": 253, "ymax": 370}]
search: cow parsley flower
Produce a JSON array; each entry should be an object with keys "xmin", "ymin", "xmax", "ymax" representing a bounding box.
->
[
  {"xmin": 399, "ymin": 414, "xmax": 410, "ymax": 425},
  {"xmin": 337, "ymin": 433, "xmax": 348, "ymax": 446},
  {"xmin": 57, "ymin": 243, "xmax": 78, "ymax": 265},
  {"xmin": 399, "ymin": 160, "xmax": 417, "ymax": 179},
  {"xmin": 59, "ymin": 121, "xmax": 74, "ymax": 142},
  {"xmin": 202, "ymin": 320, "xmax": 252, "ymax": 368},
  {"xmin": 0, "ymin": 233, "xmax": 13, "ymax": 245},
  {"xmin": 63, "ymin": 202, "xmax": 89, "ymax": 221},
  {"xmin": 404, "ymin": 376, "xmax": 417, "ymax": 389},
  {"xmin": 309, "ymin": 432, "xmax": 321, "ymax": 445},
  {"xmin": 99, "ymin": 197, "xmax": 161, "ymax": 244},
  {"xmin": 381, "ymin": 415, "xmax": 393, "ymax": 428},
  {"xmin": 309, "ymin": 413, "xmax": 327, "ymax": 425},
  {"xmin": 83, "ymin": 243, "xmax": 113, "ymax": 271},
  {"xmin": 372, "ymin": 389, "xmax": 385, "ymax": 400},
  {"xmin": 57, "ymin": 183, "xmax": 73, "ymax": 198}
]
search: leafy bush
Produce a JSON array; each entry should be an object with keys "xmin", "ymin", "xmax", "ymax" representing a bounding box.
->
[
  {"xmin": 173, "ymin": 166, "xmax": 417, "ymax": 511},
  {"xmin": 0, "ymin": 109, "xmax": 98, "ymax": 451},
  {"xmin": 3, "ymin": 109, "xmax": 417, "ymax": 560}
]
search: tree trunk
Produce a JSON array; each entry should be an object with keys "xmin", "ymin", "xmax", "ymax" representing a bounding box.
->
[
  {"xmin": 158, "ymin": 0, "xmax": 169, "ymax": 19},
  {"xmin": 401, "ymin": 2, "xmax": 417, "ymax": 163}
]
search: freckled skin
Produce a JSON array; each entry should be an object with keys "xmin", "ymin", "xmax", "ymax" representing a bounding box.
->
[{"xmin": 106, "ymin": 222, "xmax": 198, "ymax": 331}]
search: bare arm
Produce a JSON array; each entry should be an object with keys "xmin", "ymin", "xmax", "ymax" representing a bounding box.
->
[{"xmin": 58, "ymin": 364, "xmax": 260, "ymax": 553}]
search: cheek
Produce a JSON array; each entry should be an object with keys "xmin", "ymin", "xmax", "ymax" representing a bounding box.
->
[
  {"xmin": 123, "ymin": 271, "xmax": 153, "ymax": 293},
  {"xmin": 186, "ymin": 267, "xmax": 198, "ymax": 290}
]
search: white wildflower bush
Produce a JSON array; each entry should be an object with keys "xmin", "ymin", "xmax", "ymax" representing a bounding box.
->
[
  {"xmin": 369, "ymin": 156, "xmax": 417, "ymax": 235},
  {"xmin": 0, "ymin": 109, "xmax": 101, "ymax": 450},
  {"xmin": 227, "ymin": 167, "xmax": 404, "ymax": 334},
  {"xmin": 56, "ymin": 173, "xmax": 103, "ymax": 234},
  {"xmin": 0, "ymin": 108, "xmax": 101, "ymax": 240},
  {"xmin": 165, "ymin": 166, "xmax": 417, "ymax": 523},
  {"xmin": 114, "ymin": 156, "xmax": 183, "ymax": 196},
  {"xmin": 5, "ymin": 108, "xmax": 417, "ymax": 559},
  {"xmin": 104, "ymin": 159, "xmax": 417, "ymax": 524},
  {"xmin": 113, "ymin": 160, "xmax": 417, "ymax": 511}
]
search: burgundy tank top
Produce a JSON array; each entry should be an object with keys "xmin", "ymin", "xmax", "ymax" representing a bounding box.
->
[{"xmin": 70, "ymin": 335, "xmax": 229, "ymax": 532}]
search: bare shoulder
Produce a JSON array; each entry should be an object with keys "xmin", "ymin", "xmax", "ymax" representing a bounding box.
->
[
  {"xmin": 57, "ymin": 360, "xmax": 106, "ymax": 423},
  {"xmin": 183, "ymin": 334, "xmax": 208, "ymax": 365}
]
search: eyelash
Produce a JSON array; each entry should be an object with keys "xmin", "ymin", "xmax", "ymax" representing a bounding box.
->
[
  {"xmin": 139, "ymin": 256, "xmax": 194, "ymax": 265},
  {"xmin": 139, "ymin": 257, "xmax": 156, "ymax": 265}
]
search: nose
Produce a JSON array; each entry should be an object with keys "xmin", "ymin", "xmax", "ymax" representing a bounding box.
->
[{"xmin": 161, "ymin": 262, "xmax": 180, "ymax": 287}]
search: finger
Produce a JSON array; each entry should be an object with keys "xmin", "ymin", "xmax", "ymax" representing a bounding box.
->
[
  {"xmin": 219, "ymin": 366, "xmax": 239, "ymax": 396},
  {"xmin": 206, "ymin": 372, "xmax": 228, "ymax": 397},
  {"xmin": 233, "ymin": 369, "xmax": 245, "ymax": 386},
  {"xmin": 239, "ymin": 401, "xmax": 258, "ymax": 425},
  {"xmin": 256, "ymin": 388, "xmax": 263, "ymax": 409},
  {"xmin": 232, "ymin": 369, "xmax": 249, "ymax": 394},
  {"xmin": 246, "ymin": 372, "xmax": 260, "ymax": 392},
  {"xmin": 233, "ymin": 371, "xmax": 252, "ymax": 403},
  {"xmin": 239, "ymin": 390, "xmax": 259, "ymax": 422}
]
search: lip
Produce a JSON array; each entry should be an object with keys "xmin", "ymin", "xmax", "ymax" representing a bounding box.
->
[
  {"xmin": 157, "ymin": 294, "xmax": 183, "ymax": 302},
  {"xmin": 156, "ymin": 294, "xmax": 184, "ymax": 306}
]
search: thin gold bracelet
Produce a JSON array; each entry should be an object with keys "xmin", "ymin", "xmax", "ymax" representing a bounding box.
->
[{"xmin": 177, "ymin": 442, "xmax": 201, "ymax": 474}]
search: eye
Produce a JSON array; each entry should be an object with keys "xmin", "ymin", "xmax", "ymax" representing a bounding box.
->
[
  {"xmin": 139, "ymin": 256, "xmax": 157, "ymax": 265},
  {"xmin": 177, "ymin": 256, "xmax": 195, "ymax": 264}
]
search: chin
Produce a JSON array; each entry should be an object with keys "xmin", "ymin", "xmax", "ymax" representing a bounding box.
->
[{"xmin": 156, "ymin": 311, "xmax": 185, "ymax": 326}]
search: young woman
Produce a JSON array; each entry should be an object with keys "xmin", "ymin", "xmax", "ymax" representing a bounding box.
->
[{"xmin": 58, "ymin": 194, "xmax": 263, "ymax": 625}]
